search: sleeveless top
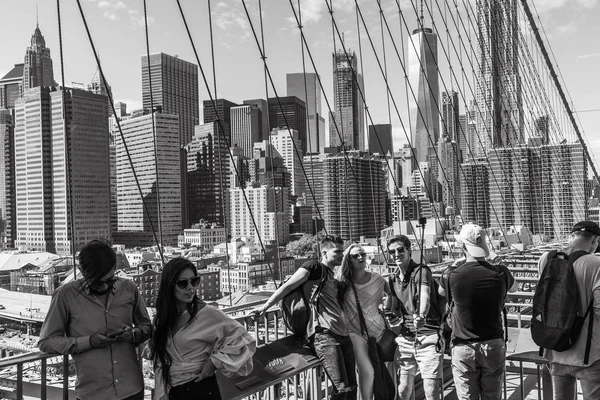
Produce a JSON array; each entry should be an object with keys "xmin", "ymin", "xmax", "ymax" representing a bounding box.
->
[{"xmin": 343, "ymin": 273, "xmax": 386, "ymax": 340}]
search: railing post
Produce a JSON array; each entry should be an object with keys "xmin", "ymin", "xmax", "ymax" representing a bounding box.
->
[
  {"xmin": 63, "ymin": 355, "xmax": 69, "ymax": 400},
  {"xmin": 41, "ymin": 357, "xmax": 47, "ymax": 400},
  {"xmin": 16, "ymin": 363, "xmax": 23, "ymax": 400}
]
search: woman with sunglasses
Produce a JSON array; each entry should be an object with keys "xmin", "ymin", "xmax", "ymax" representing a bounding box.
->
[
  {"xmin": 151, "ymin": 258, "xmax": 256, "ymax": 400},
  {"xmin": 335, "ymin": 244, "xmax": 389, "ymax": 400}
]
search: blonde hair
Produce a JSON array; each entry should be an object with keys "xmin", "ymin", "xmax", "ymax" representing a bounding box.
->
[{"xmin": 335, "ymin": 243, "xmax": 363, "ymax": 308}]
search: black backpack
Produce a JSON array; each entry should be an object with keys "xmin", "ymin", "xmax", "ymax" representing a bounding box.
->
[
  {"xmin": 531, "ymin": 250, "xmax": 595, "ymax": 364},
  {"xmin": 279, "ymin": 264, "xmax": 327, "ymax": 337}
]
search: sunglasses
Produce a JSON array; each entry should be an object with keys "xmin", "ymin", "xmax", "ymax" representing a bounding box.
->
[
  {"xmin": 388, "ymin": 247, "xmax": 406, "ymax": 256},
  {"xmin": 176, "ymin": 276, "xmax": 201, "ymax": 289},
  {"xmin": 351, "ymin": 252, "xmax": 367, "ymax": 260}
]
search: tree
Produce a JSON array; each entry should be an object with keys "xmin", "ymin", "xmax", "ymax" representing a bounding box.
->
[{"xmin": 286, "ymin": 234, "xmax": 318, "ymax": 258}]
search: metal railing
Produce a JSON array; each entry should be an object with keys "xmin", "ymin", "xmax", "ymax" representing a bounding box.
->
[{"xmin": 0, "ymin": 351, "xmax": 72, "ymax": 400}]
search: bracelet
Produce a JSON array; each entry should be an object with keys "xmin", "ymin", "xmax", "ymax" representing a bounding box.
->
[{"xmin": 132, "ymin": 328, "xmax": 137, "ymax": 342}]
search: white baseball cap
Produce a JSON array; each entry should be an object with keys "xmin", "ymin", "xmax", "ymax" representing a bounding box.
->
[{"xmin": 458, "ymin": 223, "xmax": 490, "ymax": 258}]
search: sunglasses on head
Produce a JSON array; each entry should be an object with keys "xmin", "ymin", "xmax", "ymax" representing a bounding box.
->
[
  {"xmin": 388, "ymin": 247, "xmax": 406, "ymax": 255},
  {"xmin": 351, "ymin": 252, "xmax": 367, "ymax": 260},
  {"xmin": 176, "ymin": 276, "xmax": 201, "ymax": 289}
]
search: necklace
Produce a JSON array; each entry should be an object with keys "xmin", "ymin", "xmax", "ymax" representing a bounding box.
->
[{"xmin": 176, "ymin": 309, "xmax": 188, "ymax": 316}]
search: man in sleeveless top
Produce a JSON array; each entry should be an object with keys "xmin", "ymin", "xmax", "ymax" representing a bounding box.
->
[
  {"xmin": 385, "ymin": 235, "xmax": 444, "ymax": 400},
  {"xmin": 254, "ymin": 235, "xmax": 356, "ymax": 400}
]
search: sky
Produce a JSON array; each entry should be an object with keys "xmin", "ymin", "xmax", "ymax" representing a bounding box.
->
[{"xmin": 1, "ymin": 0, "xmax": 599, "ymax": 163}]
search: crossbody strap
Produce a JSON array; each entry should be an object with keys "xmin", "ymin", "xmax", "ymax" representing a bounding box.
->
[{"xmin": 350, "ymin": 282, "xmax": 371, "ymax": 340}]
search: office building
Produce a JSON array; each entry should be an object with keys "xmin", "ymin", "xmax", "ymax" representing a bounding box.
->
[
  {"xmin": 0, "ymin": 111, "xmax": 15, "ymax": 248},
  {"xmin": 14, "ymin": 87, "xmax": 110, "ymax": 254},
  {"xmin": 323, "ymin": 151, "xmax": 386, "ymax": 240},
  {"xmin": 0, "ymin": 64, "xmax": 24, "ymax": 110},
  {"xmin": 203, "ymin": 98, "xmax": 238, "ymax": 141},
  {"xmin": 22, "ymin": 25, "xmax": 55, "ymax": 94},
  {"xmin": 116, "ymin": 111, "xmax": 181, "ymax": 246},
  {"xmin": 186, "ymin": 122, "xmax": 230, "ymax": 227},
  {"xmin": 408, "ymin": 27, "xmax": 439, "ymax": 163},
  {"xmin": 475, "ymin": 0, "xmax": 523, "ymax": 154},
  {"xmin": 368, "ymin": 124, "xmax": 393, "ymax": 156},
  {"xmin": 141, "ymin": 53, "xmax": 199, "ymax": 147},
  {"xmin": 267, "ymin": 96, "xmax": 307, "ymax": 155},
  {"xmin": 250, "ymin": 141, "xmax": 291, "ymax": 189},
  {"xmin": 270, "ymin": 128, "xmax": 305, "ymax": 196},
  {"xmin": 437, "ymin": 136, "xmax": 461, "ymax": 213},
  {"xmin": 330, "ymin": 50, "xmax": 365, "ymax": 150},
  {"xmin": 230, "ymin": 104, "xmax": 261, "ymax": 158},
  {"xmin": 460, "ymin": 159, "xmax": 490, "ymax": 228},
  {"xmin": 229, "ymin": 185, "xmax": 289, "ymax": 244},
  {"xmin": 441, "ymin": 91, "xmax": 459, "ymax": 143},
  {"xmin": 178, "ymin": 221, "xmax": 226, "ymax": 252},
  {"xmin": 243, "ymin": 99, "xmax": 269, "ymax": 141},
  {"xmin": 286, "ymin": 73, "xmax": 326, "ymax": 154}
]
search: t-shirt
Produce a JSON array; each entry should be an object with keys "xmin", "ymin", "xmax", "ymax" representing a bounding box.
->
[
  {"xmin": 302, "ymin": 260, "xmax": 348, "ymax": 337},
  {"xmin": 391, "ymin": 260, "xmax": 442, "ymax": 336},
  {"xmin": 538, "ymin": 252, "xmax": 600, "ymax": 367},
  {"xmin": 448, "ymin": 261, "xmax": 514, "ymax": 343}
]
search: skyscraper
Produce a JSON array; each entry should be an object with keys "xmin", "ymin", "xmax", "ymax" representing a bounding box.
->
[
  {"xmin": 50, "ymin": 89, "xmax": 111, "ymax": 254},
  {"xmin": 141, "ymin": 53, "xmax": 199, "ymax": 147},
  {"xmin": 460, "ymin": 159, "xmax": 490, "ymax": 228},
  {"xmin": 408, "ymin": 27, "xmax": 439, "ymax": 163},
  {"xmin": 0, "ymin": 110, "xmax": 15, "ymax": 247},
  {"xmin": 330, "ymin": 50, "xmax": 365, "ymax": 150},
  {"xmin": 323, "ymin": 151, "xmax": 386, "ymax": 240},
  {"xmin": 438, "ymin": 136, "xmax": 461, "ymax": 213},
  {"xmin": 186, "ymin": 122, "xmax": 230, "ymax": 227},
  {"xmin": 267, "ymin": 96, "xmax": 307, "ymax": 155},
  {"xmin": 270, "ymin": 128, "xmax": 305, "ymax": 196},
  {"xmin": 441, "ymin": 90, "xmax": 459, "ymax": 143},
  {"xmin": 14, "ymin": 87, "xmax": 54, "ymax": 252},
  {"xmin": 14, "ymin": 87, "xmax": 110, "ymax": 253},
  {"xmin": 203, "ymin": 98, "xmax": 238, "ymax": 142},
  {"xmin": 368, "ymin": 124, "xmax": 393, "ymax": 155},
  {"xmin": 22, "ymin": 26, "xmax": 54, "ymax": 94},
  {"xmin": 0, "ymin": 64, "xmax": 24, "ymax": 110},
  {"xmin": 286, "ymin": 73, "xmax": 326, "ymax": 154},
  {"xmin": 475, "ymin": 0, "xmax": 523, "ymax": 154},
  {"xmin": 116, "ymin": 111, "xmax": 181, "ymax": 246},
  {"xmin": 230, "ymin": 104, "xmax": 261, "ymax": 158},
  {"xmin": 229, "ymin": 185, "xmax": 289, "ymax": 244}
]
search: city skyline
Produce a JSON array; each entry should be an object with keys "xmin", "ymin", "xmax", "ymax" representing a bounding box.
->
[{"xmin": 1, "ymin": 1, "xmax": 598, "ymax": 158}]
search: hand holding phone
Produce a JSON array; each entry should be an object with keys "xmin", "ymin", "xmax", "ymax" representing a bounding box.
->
[{"xmin": 106, "ymin": 328, "xmax": 127, "ymax": 338}]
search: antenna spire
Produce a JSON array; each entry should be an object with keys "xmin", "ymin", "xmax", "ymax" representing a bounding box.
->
[
  {"xmin": 36, "ymin": 2, "xmax": 39, "ymax": 28},
  {"xmin": 420, "ymin": 0, "xmax": 424, "ymax": 25}
]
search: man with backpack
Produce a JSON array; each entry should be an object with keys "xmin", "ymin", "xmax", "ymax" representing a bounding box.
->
[
  {"xmin": 534, "ymin": 220, "xmax": 600, "ymax": 399},
  {"xmin": 253, "ymin": 235, "xmax": 356, "ymax": 400},
  {"xmin": 384, "ymin": 235, "xmax": 445, "ymax": 400},
  {"xmin": 442, "ymin": 223, "xmax": 516, "ymax": 400}
]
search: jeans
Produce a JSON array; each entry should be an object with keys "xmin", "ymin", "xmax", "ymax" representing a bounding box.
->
[
  {"xmin": 312, "ymin": 329, "xmax": 357, "ymax": 400},
  {"xmin": 551, "ymin": 359, "xmax": 600, "ymax": 400},
  {"xmin": 169, "ymin": 375, "xmax": 221, "ymax": 400},
  {"xmin": 451, "ymin": 338, "xmax": 506, "ymax": 400},
  {"xmin": 77, "ymin": 390, "xmax": 143, "ymax": 400}
]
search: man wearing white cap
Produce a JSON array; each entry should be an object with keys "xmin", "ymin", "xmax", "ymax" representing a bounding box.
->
[{"xmin": 442, "ymin": 223, "xmax": 516, "ymax": 400}]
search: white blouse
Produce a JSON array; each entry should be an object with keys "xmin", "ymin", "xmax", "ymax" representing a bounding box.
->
[{"xmin": 153, "ymin": 305, "xmax": 256, "ymax": 399}]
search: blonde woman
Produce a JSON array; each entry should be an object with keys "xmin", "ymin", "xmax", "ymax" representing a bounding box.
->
[{"xmin": 336, "ymin": 244, "xmax": 390, "ymax": 400}]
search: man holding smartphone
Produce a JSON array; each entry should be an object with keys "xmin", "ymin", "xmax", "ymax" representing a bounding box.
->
[{"xmin": 38, "ymin": 240, "xmax": 152, "ymax": 400}]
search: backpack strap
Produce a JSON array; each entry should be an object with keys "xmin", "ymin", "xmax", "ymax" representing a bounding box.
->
[
  {"xmin": 309, "ymin": 264, "xmax": 328, "ymax": 306},
  {"xmin": 584, "ymin": 299, "xmax": 594, "ymax": 365}
]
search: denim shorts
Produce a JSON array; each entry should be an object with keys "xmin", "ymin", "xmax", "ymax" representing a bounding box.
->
[{"xmin": 395, "ymin": 333, "xmax": 444, "ymax": 379}]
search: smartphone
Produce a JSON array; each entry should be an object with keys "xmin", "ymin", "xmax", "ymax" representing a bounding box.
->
[{"xmin": 106, "ymin": 328, "xmax": 127, "ymax": 338}]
